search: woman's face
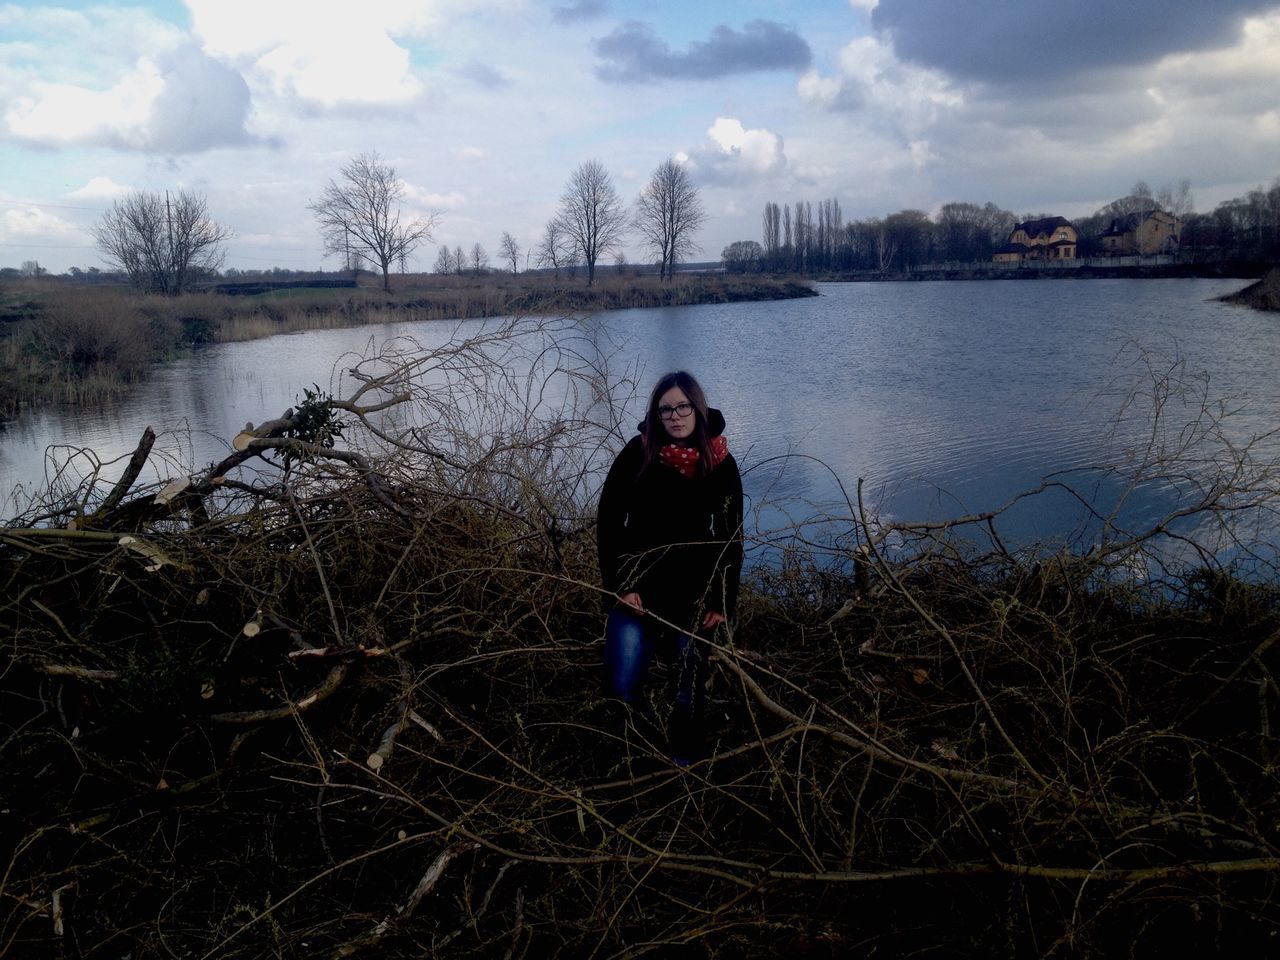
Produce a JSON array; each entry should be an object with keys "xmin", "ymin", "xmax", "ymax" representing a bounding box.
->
[{"xmin": 657, "ymin": 385, "xmax": 696, "ymax": 441}]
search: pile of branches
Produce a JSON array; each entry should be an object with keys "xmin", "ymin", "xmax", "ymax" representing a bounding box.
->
[{"xmin": 3, "ymin": 324, "xmax": 1280, "ymax": 958}]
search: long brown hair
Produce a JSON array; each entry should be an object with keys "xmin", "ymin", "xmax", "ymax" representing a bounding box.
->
[{"xmin": 640, "ymin": 371, "xmax": 716, "ymax": 476}]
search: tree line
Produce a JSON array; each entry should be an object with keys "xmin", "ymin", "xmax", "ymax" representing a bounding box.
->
[
  {"xmin": 57, "ymin": 163, "xmax": 1280, "ymax": 294},
  {"xmin": 87, "ymin": 153, "xmax": 708, "ymax": 297},
  {"xmin": 449, "ymin": 157, "xmax": 706, "ymax": 285},
  {"xmin": 725, "ymin": 176, "xmax": 1280, "ymax": 274},
  {"xmin": 726, "ymin": 199, "xmax": 1018, "ymax": 274}
]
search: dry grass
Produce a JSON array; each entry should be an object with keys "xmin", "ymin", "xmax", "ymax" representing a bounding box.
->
[{"xmin": 0, "ymin": 274, "xmax": 814, "ymax": 415}]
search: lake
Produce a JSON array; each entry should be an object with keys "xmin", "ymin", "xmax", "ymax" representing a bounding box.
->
[{"xmin": 3, "ymin": 278, "xmax": 1277, "ymax": 566}]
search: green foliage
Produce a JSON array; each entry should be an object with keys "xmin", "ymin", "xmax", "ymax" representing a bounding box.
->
[
  {"xmin": 179, "ymin": 314, "xmax": 215, "ymax": 345},
  {"xmin": 282, "ymin": 383, "xmax": 345, "ymax": 467}
]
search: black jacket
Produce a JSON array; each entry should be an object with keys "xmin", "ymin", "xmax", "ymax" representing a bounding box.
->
[{"xmin": 596, "ymin": 409, "xmax": 744, "ymax": 624}]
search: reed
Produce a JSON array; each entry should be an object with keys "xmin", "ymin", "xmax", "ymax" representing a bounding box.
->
[{"xmin": 0, "ymin": 274, "xmax": 815, "ymax": 416}]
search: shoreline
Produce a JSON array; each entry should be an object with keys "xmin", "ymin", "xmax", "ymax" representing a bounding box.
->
[
  {"xmin": 811, "ymin": 258, "xmax": 1272, "ymax": 283},
  {"xmin": 0, "ymin": 273, "xmax": 816, "ymax": 419},
  {"xmin": 1217, "ymin": 266, "xmax": 1280, "ymax": 312}
]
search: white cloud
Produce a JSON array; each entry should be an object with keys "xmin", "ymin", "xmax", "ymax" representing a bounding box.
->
[
  {"xmin": 184, "ymin": 0, "xmax": 521, "ymax": 108},
  {"xmin": 404, "ymin": 184, "xmax": 467, "ymax": 209},
  {"xmin": 67, "ymin": 177, "xmax": 133, "ymax": 200},
  {"xmin": 797, "ymin": 36, "xmax": 961, "ymax": 137},
  {"xmin": 0, "ymin": 201, "xmax": 83, "ymax": 249},
  {"xmin": 5, "ymin": 58, "xmax": 166, "ymax": 148},
  {"xmin": 452, "ymin": 145, "xmax": 488, "ymax": 160},
  {"xmin": 4, "ymin": 45, "xmax": 255, "ymax": 153},
  {"xmin": 185, "ymin": 0, "xmax": 513, "ymax": 56},
  {"xmin": 252, "ymin": 29, "xmax": 420, "ymax": 106},
  {"xmin": 796, "ymin": 69, "xmax": 843, "ymax": 106},
  {"xmin": 1150, "ymin": 10, "xmax": 1280, "ymax": 104},
  {"xmin": 689, "ymin": 117, "xmax": 787, "ymax": 182},
  {"xmin": 0, "ymin": 3, "xmax": 256, "ymax": 155},
  {"xmin": 187, "ymin": 1, "xmax": 423, "ymax": 108},
  {"xmin": 907, "ymin": 139, "xmax": 936, "ymax": 169}
]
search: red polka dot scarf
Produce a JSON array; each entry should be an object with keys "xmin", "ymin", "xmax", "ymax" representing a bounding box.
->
[{"xmin": 659, "ymin": 435, "xmax": 729, "ymax": 479}]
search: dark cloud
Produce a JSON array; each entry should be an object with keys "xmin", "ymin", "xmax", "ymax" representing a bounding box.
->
[
  {"xmin": 456, "ymin": 61, "xmax": 510, "ymax": 89},
  {"xmin": 594, "ymin": 20, "xmax": 811, "ymax": 83},
  {"xmin": 551, "ymin": 0, "xmax": 608, "ymax": 24},
  {"xmin": 871, "ymin": 0, "xmax": 1279, "ymax": 84}
]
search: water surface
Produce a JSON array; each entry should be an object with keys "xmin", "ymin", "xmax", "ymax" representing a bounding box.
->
[{"xmin": 3, "ymin": 279, "xmax": 1275, "ymax": 560}]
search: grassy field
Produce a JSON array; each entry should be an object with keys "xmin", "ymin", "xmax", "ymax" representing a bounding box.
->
[{"xmin": 0, "ymin": 272, "xmax": 815, "ymax": 417}]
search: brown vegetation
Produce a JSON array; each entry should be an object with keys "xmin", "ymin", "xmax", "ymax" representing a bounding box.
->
[
  {"xmin": 1221, "ymin": 267, "xmax": 1280, "ymax": 312},
  {"xmin": 0, "ymin": 273, "xmax": 815, "ymax": 418},
  {"xmin": 2, "ymin": 325, "xmax": 1278, "ymax": 957}
]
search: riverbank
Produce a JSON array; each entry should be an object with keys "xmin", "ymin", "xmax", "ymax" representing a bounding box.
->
[
  {"xmin": 3, "ymin": 356, "xmax": 1277, "ymax": 957},
  {"xmin": 1219, "ymin": 266, "xmax": 1280, "ymax": 311},
  {"xmin": 0, "ymin": 273, "xmax": 815, "ymax": 417},
  {"xmin": 813, "ymin": 258, "xmax": 1273, "ymax": 282}
]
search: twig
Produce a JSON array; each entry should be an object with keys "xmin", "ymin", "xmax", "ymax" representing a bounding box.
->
[
  {"xmin": 50, "ymin": 881, "xmax": 73, "ymax": 937},
  {"xmin": 367, "ymin": 702, "xmax": 410, "ymax": 771},
  {"xmin": 403, "ymin": 841, "xmax": 480, "ymax": 917},
  {"xmin": 856, "ymin": 478, "xmax": 1049, "ymax": 789},
  {"xmin": 209, "ymin": 664, "xmax": 349, "ymax": 725},
  {"xmin": 87, "ymin": 426, "xmax": 155, "ymax": 523},
  {"xmin": 34, "ymin": 663, "xmax": 120, "ymax": 681}
]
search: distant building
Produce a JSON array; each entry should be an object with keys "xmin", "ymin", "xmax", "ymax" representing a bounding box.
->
[
  {"xmin": 1099, "ymin": 210, "xmax": 1180, "ymax": 255},
  {"xmin": 992, "ymin": 216, "xmax": 1078, "ymax": 263}
]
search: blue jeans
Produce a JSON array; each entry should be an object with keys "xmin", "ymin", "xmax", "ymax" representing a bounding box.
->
[{"xmin": 603, "ymin": 606, "xmax": 708, "ymax": 758}]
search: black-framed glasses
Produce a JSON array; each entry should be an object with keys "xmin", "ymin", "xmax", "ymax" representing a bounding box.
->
[{"xmin": 658, "ymin": 402, "xmax": 694, "ymax": 420}]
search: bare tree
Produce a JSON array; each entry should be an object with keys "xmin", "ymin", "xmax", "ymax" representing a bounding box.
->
[
  {"xmin": 792, "ymin": 201, "xmax": 812, "ymax": 272},
  {"xmin": 633, "ymin": 158, "xmax": 705, "ymax": 281},
  {"xmin": 433, "ymin": 245, "xmax": 455, "ymax": 275},
  {"xmin": 1157, "ymin": 179, "xmax": 1195, "ymax": 220},
  {"xmin": 762, "ymin": 202, "xmax": 782, "ymax": 271},
  {"xmin": 499, "ymin": 232, "xmax": 521, "ymax": 274},
  {"xmin": 535, "ymin": 220, "xmax": 572, "ymax": 279},
  {"xmin": 93, "ymin": 190, "xmax": 231, "ymax": 295},
  {"xmin": 871, "ymin": 217, "xmax": 897, "ymax": 272},
  {"xmin": 554, "ymin": 160, "xmax": 626, "ymax": 285},
  {"xmin": 935, "ymin": 201, "xmax": 1014, "ymax": 262},
  {"xmin": 309, "ymin": 152, "xmax": 437, "ymax": 291},
  {"xmin": 470, "ymin": 243, "xmax": 490, "ymax": 275},
  {"xmin": 721, "ymin": 240, "xmax": 763, "ymax": 273},
  {"xmin": 453, "ymin": 245, "xmax": 466, "ymax": 276}
]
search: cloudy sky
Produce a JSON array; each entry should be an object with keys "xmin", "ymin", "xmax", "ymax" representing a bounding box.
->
[{"xmin": 2, "ymin": 0, "xmax": 1279, "ymax": 273}]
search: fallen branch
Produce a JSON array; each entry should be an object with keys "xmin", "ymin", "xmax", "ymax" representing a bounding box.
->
[
  {"xmin": 209, "ymin": 664, "xmax": 350, "ymax": 725},
  {"xmin": 367, "ymin": 702, "xmax": 410, "ymax": 771},
  {"xmin": 86, "ymin": 426, "xmax": 155, "ymax": 524}
]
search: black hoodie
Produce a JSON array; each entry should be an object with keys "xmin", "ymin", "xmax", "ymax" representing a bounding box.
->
[{"xmin": 596, "ymin": 408, "xmax": 743, "ymax": 624}]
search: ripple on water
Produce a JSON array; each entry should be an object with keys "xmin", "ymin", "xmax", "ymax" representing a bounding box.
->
[{"xmin": 3, "ymin": 279, "xmax": 1277, "ymax": 551}]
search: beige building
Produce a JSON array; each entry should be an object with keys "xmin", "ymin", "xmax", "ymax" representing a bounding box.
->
[
  {"xmin": 1099, "ymin": 210, "xmax": 1180, "ymax": 255},
  {"xmin": 992, "ymin": 216, "xmax": 1078, "ymax": 262}
]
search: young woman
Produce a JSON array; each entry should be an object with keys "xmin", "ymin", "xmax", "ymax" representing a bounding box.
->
[{"xmin": 596, "ymin": 371, "xmax": 744, "ymax": 761}]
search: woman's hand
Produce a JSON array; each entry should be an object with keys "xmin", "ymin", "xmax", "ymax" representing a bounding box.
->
[
  {"xmin": 619, "ymin": 592, "xmax": 644, "ymax": 613},
  {"xmin": 702, "ymin": 610, "xmax": 726, "ymax": 630}
]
